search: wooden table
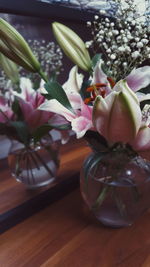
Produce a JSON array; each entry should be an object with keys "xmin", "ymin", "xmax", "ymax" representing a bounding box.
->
[{"xmin": 1, "ymin": 140, "xmax": 150, "ymax": 266}]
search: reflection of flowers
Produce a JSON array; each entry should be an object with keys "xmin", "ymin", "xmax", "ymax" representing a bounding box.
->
[
  {"xmin": 14, "ymin": 77, "xmax": 53, "ymax": 131},
  {"xmin": 0, "ymin": 96, "xmax": 14, "ymax": 122},
  {"xmin": 0, "ymin": 77, "xmax": 66, "ymax": 146}
]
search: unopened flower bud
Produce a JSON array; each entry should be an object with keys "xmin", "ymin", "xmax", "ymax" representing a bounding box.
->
[
  {"xmin": 52, "ymin": 22, "xmax": 91, "ymax": 72},
  {"xmin": 0, "ymin": 18, "xmax": 41, "ymax": 73}
]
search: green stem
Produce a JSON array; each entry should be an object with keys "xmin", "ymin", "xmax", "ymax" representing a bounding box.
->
[
  {"xmin": 112, "ymin": 188, "xmax": 127, "ymax": 219},
  {"xmin": 40, "ymin": 139, "xmax": 59, "ymax": 168},
  {"xmin": 26, "ymin": 152, "xmax": 35, "ymax": 185},
  {"xmin": 92, "ymin": 185, "xmax": 110, "ymax": 210},
  {"xmin": 34, "ymin": 150, "xmax": 54, "ymax": 177},
  {"xmin": 29, "ymin": 151, "xmax": 40, "ymax": 170},
  {"xmin": 15, "ymin": 152, "xmax": 22, "ymax": 177}
]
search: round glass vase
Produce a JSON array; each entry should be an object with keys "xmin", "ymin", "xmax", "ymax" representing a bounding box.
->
[
  {"xmin": 8, "ymin": 136, "xmax": 60, "ymax": 189},
  {"xmin": 80, "ymin": 145, "xmax": 150, "ymax": 228}
]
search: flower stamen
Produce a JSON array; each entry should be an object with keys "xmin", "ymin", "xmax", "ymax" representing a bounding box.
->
[
  {"xmin": 107, "ymin": 77, "xmax": 115, "ymax": 88},
  {"xmin": 85, "ymin": 83, "xmax": 108, "ymax": 104}
]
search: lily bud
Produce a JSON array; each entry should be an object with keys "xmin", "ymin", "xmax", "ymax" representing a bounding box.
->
[
  {"xmin": 0, "ymin": 53, "xmax": 19, "ymax": 84},
  {"xmin": 0, "ymin": 18, "xmax": 40, "ymax": 73},
  {"xmin": 93, "ymin": 80, "xmax": 142, "ymax": 144},
  {"xmin": 52, "ymin": 22, "xmax": 92, "ymax": 72}
]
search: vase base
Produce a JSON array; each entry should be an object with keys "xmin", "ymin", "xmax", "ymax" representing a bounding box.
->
[
  {"xmin": 16, "ymin": 176, "xmax": 57, "ymax": 190},
  {"xmin": 94, "ymin": 207, "xmax": 133, "ymax": 228}
]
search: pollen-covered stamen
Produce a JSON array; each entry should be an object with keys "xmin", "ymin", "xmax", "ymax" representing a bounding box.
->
[
  {"xmin": 85, "ymin": 83, "xmax": 107, "ymax": 104},
  {"xmin": 86, "ymin": 83, "xmax": 106, "ymax": 92},
  {"xmin": 84, "ymin": 97, "xmax": 95, "ymax": 104},
  {"xmin": 107, "ymin": 77, "xmax": 115, "ymax": 88}
]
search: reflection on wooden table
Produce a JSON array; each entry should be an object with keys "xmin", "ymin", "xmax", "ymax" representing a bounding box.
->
[{"xmin": 0, "ymin": 138, "xmax": 150, "ymax": 266}]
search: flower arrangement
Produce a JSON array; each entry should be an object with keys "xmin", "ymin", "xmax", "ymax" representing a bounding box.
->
[
  {"xmin": 38, "ymin": 0, "xmax": 150, "ymax": 162},
  {"xmin": 0, "ymin": 0, "xmax": 150, "ymax": 221},
  {"xmin": 0, "ymin": 20, "xmax": 67, "ymax": 188},
  {"xmin": 39, "ymin": 0, "xmax": 150, "ymax": 225},
  {"xmin": 0, "ymin": 61, "xmax": 67, "ymax": 147}
]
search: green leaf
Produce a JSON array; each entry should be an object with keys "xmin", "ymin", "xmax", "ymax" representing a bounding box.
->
[
  {"xmin": 12, "ymin": 97, "xmax": 24, "ymax": 120},
  {"xmin": 41, "ymin": 94, "xmax": 54, "ymax": 100},
  {"xmin": 33, "ymin": 124, "xmax": 53, "ymax": 143},
  {"xmin": 10, "ymin": 121, "xmax": 30, "ymax": 145},
  {"xmin": 92, "ymin": 54, "xmax": 101, "ymax": 68},
  {"xmin": 33, "ymin": 123, "xmax": 71, "ymax": 143},
  {"xmin": 51, "ymin": 124, "xmax": 71, "ymax": 130},
  {"xmin": 101, "ymin": 63, "xmax": 108, "ymax": 76},
  {"xmin": 44, "ymin": 81, "xmax": 74, "ymax": 113}
]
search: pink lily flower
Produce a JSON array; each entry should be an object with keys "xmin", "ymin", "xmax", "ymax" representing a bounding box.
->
[
  {"xmin": 131, "ymin": 104, "xmax": 150, "ymax": 160},
  {"xmin": 93, "ymin": 79, "xmax": 150, "ymax": 160},
  {"xmin": 126, "ymin": 66, "xmax": 150, "ymax": 92},
  {"xmin": 92, "ymin": 59, "xmax": 112, "ymax": 96},
  {"xmin": 93, "ymin": 61, "xmax": 150, "ymax": 100},
  {"xmin": 0, "ymin": 96, "xmax": 14, "ymax": 122},
  {"xmin": 93, "ymin": 80, "xmax": 142, "ymax": 144},
  {"xmin": 14, "ymin": 77, "xmax": 53, "ymax": 132},
  {"xmin": 39, "ymin": 67, "xmax": 93, "ymax": 138}
]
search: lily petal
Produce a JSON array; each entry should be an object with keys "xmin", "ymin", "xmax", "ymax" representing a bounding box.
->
[
  {"xmin": 71, "ymin": 116, "xmax": 93, "ymax": 138},
  {"xmin": 131, "ymin": 126, "xmax": 150, "ymax": 151},
  {"xmin": 126, "ymin": 66, "xmax": 150, "ymax": 92},
  {"xmin": 92, "ymin": 59, "xmax": 112, "ymax": 95},
  {"xmin": 63, "ymin": 66, "xmax": 83, "ymax": 93},
  {"xmin": 109, "ymin": 81, "xmax": 142, "ymax": 142},
  {"xmin": 136, "ymin": 92, "xmax": 150, "ymax": 102},
  {"xmin": 93, "ymin": 80, "xmax": 142, "ymax": 143},
  {"xmin": 39, "ymin": 99, "xmax": 75, "ymax": 122},
  {"xmin": 92, "ymin": 92, "xmax": 117, "ymax": 140}
]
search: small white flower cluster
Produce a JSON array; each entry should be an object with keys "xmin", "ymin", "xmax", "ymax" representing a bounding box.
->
[
  {"xmin": 86, "ymin": 0, "xmax": 150, "ymax": 81},
  {"xmin": 28, "ymin": 39, "xmax": 63, "ymax": 76}
]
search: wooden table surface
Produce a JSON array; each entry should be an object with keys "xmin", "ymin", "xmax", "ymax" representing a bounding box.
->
[
  {"xmin": 1, "ymin": 189, "xmax": 150, "ymax": 267},
  {"xmin": 1, "ymin": 140, "xmax": 150, "ymax": 267}
]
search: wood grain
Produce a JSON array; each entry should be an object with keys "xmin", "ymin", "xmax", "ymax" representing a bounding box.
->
[
  {"xmin": 1, "ymin": 138, "xmax": 150, "ymax": 266},
  {"xmin": 1, "ymin": 189, "xmax": 150, "ymax": 267}
]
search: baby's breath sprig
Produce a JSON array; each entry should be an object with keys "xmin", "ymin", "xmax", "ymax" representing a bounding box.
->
[
  {"xmin": 27, "ymin": 39, "xmax": 63, "ymax": 77},
  {"xmin": 86, "ymin": 0, "xmax": 150, "ymax": 81}
]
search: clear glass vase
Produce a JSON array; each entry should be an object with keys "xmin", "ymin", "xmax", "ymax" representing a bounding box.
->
[
  {"xmin": 8, "ymin": 136, "xmax": 60, "ymax": 189},
  {"xmin": 80, "ymin": 145, "xmax": 150, "ymax": 227}
]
